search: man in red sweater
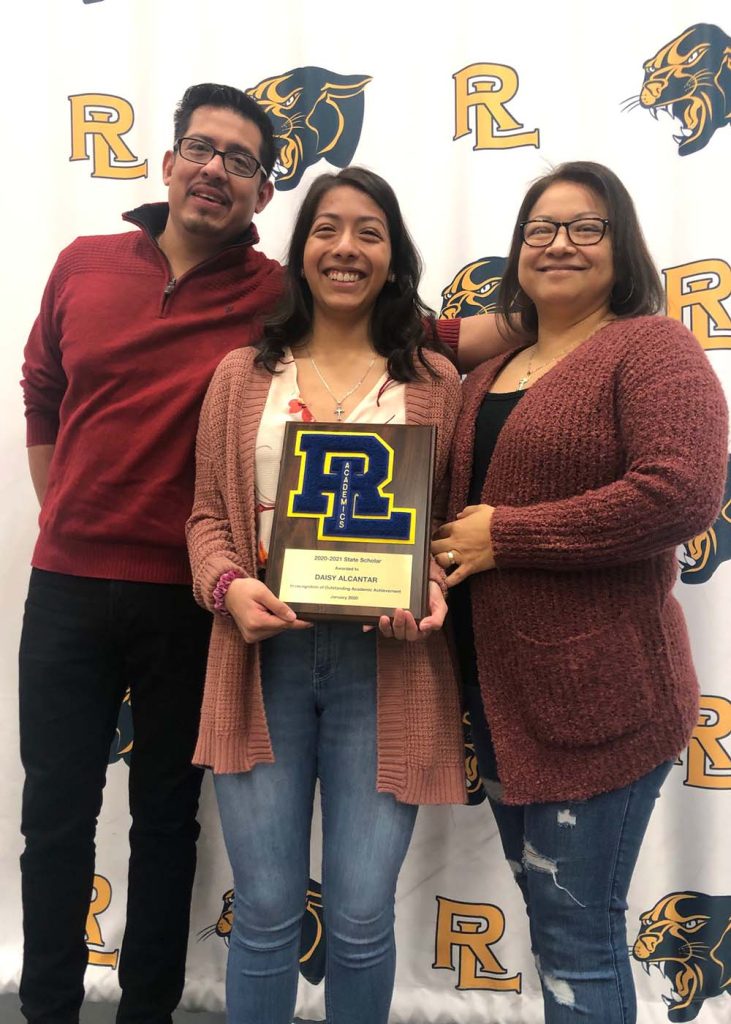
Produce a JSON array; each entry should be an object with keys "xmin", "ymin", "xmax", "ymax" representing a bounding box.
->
[{"xmin": 18, "ymin": 83, "xmax": 282, "ymax": 1024}]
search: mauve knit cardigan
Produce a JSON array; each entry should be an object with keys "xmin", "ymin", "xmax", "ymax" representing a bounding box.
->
[
  {"xmin": 449, "ymin": 316, "xmax": 728, "ymax": 804},
  {"xmin": 187, "ymin": 346, "xmax": 467, "ymax": 805}
]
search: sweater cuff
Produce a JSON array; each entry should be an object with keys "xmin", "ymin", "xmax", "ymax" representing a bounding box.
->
[
  {"xmin": 26, "ymin": 413, "xmax": 59, "ymax": 447},
  {"xmin": 434, "ymin": 317, "xmax": 461, "ymax": 355},
  {"xmin": 489, "ymin": 505, "xmax": 528, "ymax": 568},
  {"xmin": 428, "ymin": 557, "xmax": 449, "ymax": 596},
  {"xmin": 194, "ymin": 555, "xmax": 249, "ymax": 612}
]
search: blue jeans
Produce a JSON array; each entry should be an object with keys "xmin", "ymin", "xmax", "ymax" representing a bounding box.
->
[
  {"xmin": 214, "ymin": 623, "xmax": 418, "ymax": 1024},
  {"xmin": 464, "ymin": 687, "xmax": 672, "ymax": 1024}
]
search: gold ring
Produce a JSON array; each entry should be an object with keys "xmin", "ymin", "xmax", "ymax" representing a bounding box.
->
[{"xmin": 447, "ymin": 550, "xmax": 455, "ymax": 565}]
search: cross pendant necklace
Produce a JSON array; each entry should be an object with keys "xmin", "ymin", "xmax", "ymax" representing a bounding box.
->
[
  {"xmin": 308, "ymin": 349, "xmax": 377, "ymax": 420},
  {"xmin": 516, "ymin": 344, "xmax": 572, "ymax": 391},
  {"xmin": 516, "ymin": 320, "xmax": 614, "ymax": 391}
]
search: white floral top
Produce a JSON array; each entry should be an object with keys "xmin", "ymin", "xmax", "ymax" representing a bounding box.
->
[{"xmin": 254, "ymin": 350, "xmax": 406, "ymax": 565}]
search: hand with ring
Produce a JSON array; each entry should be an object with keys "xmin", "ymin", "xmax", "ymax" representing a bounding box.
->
[{"xmin": 431, "ymin": 504, "xmax": 496, "ymax": 587}]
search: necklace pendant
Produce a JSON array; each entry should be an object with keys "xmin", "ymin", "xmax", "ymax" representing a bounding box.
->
[
  {"xmin": 516, "ymin": 375, "xmax": 528, "ymax": 391},
  {"xmin": 334, "ymin": 405, "xmax": 345, "ymax": 420}
]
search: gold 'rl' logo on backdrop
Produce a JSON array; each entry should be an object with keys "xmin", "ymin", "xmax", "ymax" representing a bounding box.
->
[
  {"xmin": 664, "ymin": 259, "xmax": 731, "ymax": 350},
  {"xmin": 433, "ymin": 896, "xmax": 521, "ymax": 991},
  {"xmin": 85, "ymin": 874, "xmax": 119, "ymax": 968},
  {"xmin": 679, "ymin": 695, "xmax": 731, "ymax": 790},
  {"xmin": 454, "ymin": 64, "xmax": 539, "ymax": 150},
  {"xmin": 69, "ymin": 94, "xmax": 148, "ymax": 179}
]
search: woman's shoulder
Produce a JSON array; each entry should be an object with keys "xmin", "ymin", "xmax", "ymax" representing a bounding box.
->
[
  {"xmin": 603, "ymin": 314, "xmax": 698, "ymax": 350},
  {"xmin": 209, "ymin": 344, "xmax": 260, "ymax": 389},
  {"xmin": 602, "ymin": 315, "xmax": 718, "ymax": 375},
  {"xmin": 600, "ymin": 317, "xmax": 726, "ymax": 421},
  {"xmin": 417, "ymin": 348, "xmax": 461, "ymax": 384}
]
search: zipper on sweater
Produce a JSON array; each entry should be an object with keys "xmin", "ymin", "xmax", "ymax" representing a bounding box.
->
[{"xmin": 160, "ymin": 277, "xmax": 177, "ymax": 316}]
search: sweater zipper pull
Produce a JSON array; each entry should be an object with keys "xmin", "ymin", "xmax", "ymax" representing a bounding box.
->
[{"xmin": 160, "ymin": 276, "xmax": 177, "ymax": 316}]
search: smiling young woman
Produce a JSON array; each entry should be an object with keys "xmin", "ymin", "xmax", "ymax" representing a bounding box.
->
[{"xmin": 186, "ymin": 167, "xmax": 466, "ymax": 1024}]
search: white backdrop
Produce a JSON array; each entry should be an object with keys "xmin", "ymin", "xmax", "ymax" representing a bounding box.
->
[{"xmin": 1, "ymin": 2, "xmax": 730, "ymax": 1021}]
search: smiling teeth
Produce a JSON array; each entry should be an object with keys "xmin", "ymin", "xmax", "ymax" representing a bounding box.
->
[{"xmin": 328, "ymin": 271, "xmax": 361, "ymax": 282}]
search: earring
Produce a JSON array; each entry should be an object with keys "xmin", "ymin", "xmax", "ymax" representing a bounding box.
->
[{"xmin": 387, "ymin": 272, "xmax": 396, "ymax": 283}]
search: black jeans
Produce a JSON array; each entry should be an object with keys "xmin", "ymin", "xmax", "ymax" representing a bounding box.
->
[{"xmin": 18, "ymin": 569, "xmax": 211, "ymax": 1024}]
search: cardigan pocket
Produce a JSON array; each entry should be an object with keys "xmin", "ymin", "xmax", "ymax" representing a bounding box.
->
[{"xmin": 513, "ymin": 615, "xmax": 653, "ymax": 748}]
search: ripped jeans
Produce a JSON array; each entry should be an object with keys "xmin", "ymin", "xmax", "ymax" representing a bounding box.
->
[{"xmin": 464, "ymin": 687, "xmax": 672, "ymax": 1024}]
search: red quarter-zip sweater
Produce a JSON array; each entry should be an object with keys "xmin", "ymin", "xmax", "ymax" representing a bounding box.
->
[
  {"xmin": 21, "ymin": 203, "xmax": 283, "ymax": 583},
  {"xmin": 22, "ymin": 203, "xmax": 462, "ymax": 585}
]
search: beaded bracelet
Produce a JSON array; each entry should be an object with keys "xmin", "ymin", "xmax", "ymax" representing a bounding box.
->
[{"xmin": 212, "ymin": 569, "xmax": 244, "ymax": 616}]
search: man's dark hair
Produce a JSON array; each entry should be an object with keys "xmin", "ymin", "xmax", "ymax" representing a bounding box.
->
[
  {"xmin": 256, "ymin": 166, "xmax": 447, "ymax": 381},
  {"xmin": 498, "ymin": 160, "xmax": 665, "ymax": 336},
  {"xmin": 173, "ymin": 83, "xmax": 277, "ymax": 178}
]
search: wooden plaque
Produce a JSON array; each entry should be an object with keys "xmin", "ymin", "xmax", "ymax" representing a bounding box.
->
[{"xmin": 265, "ymin": 422, "xmax": 436, "ymax": 622}]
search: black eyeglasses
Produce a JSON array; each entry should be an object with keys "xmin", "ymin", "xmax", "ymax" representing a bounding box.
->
[
  {"xmin": 520, "ymin": 217, "xmax": 610, "ymax": 247},
  {"xmin": 174, "ymin": 137, "xmax": 264, "ymax": 179}
]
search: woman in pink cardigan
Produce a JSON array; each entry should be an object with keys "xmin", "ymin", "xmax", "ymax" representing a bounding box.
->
[
  {"xmin": 187, "ymin": 167, "xmax": 465, "ymax": 1023},
  {"xmin": 433, "ymin": 162, "xmax": 727, "ymax": 1023}
]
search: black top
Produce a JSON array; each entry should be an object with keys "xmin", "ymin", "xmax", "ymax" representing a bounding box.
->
[{"xmin": 451, "ymin": 389, "xmax": 525, "ymax": 688}]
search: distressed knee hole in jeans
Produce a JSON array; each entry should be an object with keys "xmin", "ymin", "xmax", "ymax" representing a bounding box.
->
[
  {"xmin": 523, "ymin": 841, "xmax": 586, "ymax": 908},
  {"xmin": 535, "ymin": 955, "xmax": 577, "ymax": 1009}
]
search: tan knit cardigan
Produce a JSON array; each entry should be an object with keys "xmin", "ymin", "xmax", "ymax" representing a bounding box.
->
[{"xmin": 187, "ymin": 346, "xmax": 466, "ymax": 805}]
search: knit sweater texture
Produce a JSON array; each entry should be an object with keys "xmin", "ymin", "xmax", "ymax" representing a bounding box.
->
[
  {"xmin": 21, "ymin": 203, "xmax": 283, "ymax": 584},
  {"xmin": 21, "ymin": 206, "xmax": 461, "ymax": 586},
  {"xmin": 449, "ymin": 316, "xmax": 728, "ymax": 804},
  {"xmin": 187, "ymin": 347, "xmax": 467, "ymax": 805}
]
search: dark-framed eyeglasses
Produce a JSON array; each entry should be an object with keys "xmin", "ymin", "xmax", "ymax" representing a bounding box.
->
[
  {"xmin": 174, "ymin": 137, "xmax": 264, "ymax": 179},
  {"xmin": 520, "ymin": 217, "xmax": 610, "ymax": 247}
]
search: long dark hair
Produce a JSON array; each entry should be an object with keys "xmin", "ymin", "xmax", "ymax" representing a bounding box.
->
[
  {"xmin": 256, "ymin": 167, "xmax": 447, "ymax": 380},
  {"xmin": 498, "ymin": 161, "xmax": 665, "ymax": 336}
]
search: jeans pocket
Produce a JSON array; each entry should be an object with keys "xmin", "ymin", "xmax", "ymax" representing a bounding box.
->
[{"xmin": 513, "ymin": 615, "xmax": 653, "ymax": 748}]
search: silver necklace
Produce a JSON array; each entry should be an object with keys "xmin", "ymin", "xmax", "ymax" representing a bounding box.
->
[{"xmin": 308, "ymin": 350, "xmax": 377, "ymax": 420}]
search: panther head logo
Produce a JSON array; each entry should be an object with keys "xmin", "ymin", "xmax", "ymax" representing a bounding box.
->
[
  {"xmin": 299, "ymin": 881, "xmax": 326, "ymax": 985},
  {"xmin": 462, "ymin": 710, "xmax": 486, "ymax": 806},
  {"xmin": 625, "ymin": 24, "xmax": 731, "ymax": 155},
  {"xmin": 198, "ymin": 879, "xmax": 326, "ymax": 985},
  {"xmin": 680, "ymin": 455, "xmax": 731, "ymax": 584},
  {"xmin": 440, "ymin": 257, "xmax": 507, "ymax": 320},
  {"xmin": 108, "ymin": 688, "xmax": 133, "ymax": 766},
  {"xmin": 197, "ymin": 888, "xmax": 234, "ymax": 943},
  {"xmin": 246, "ymin": 67, "xmax": 371, "ymax": 191},
  {"xmin": 632, "ymin": 891, "xmax": 731, "ymax": 1021}
]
